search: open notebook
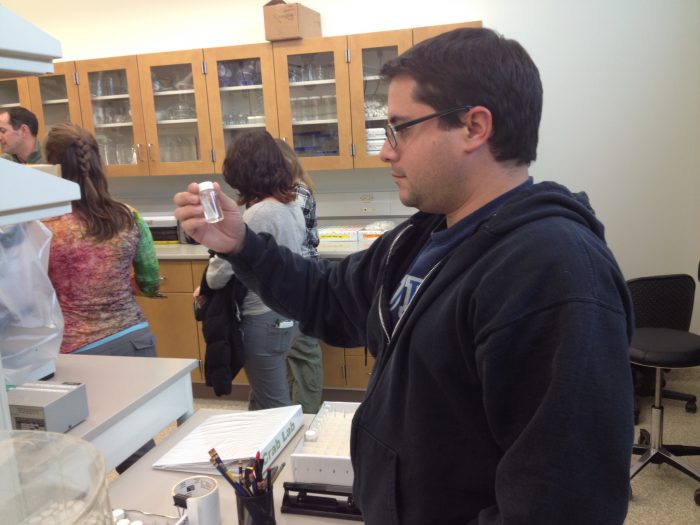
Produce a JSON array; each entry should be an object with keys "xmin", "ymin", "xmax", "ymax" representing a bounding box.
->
[{"xmin": 152, "ymin": 405, "xmax": 304, "ymax": 474}]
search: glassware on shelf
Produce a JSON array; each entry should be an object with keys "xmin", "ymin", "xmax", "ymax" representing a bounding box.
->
[
  {"xmin": 321, "ymin": 95, "xmax": 337, "ymax": 120},
  {"xmin": 168, "ymin": 103, "xmax": 196, "ymax": 120},
  {"xmin": 288, "ymin": 64, "xmax": 302, "ymax": 83},
  {"xmin": 364, "ymin": 95, "xmax": 387, "ymax": 120}
]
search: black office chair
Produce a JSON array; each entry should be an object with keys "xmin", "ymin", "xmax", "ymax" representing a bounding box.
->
[{"xmin": 627, "ymin": 274, "xmax": 700, "ymax": 504}]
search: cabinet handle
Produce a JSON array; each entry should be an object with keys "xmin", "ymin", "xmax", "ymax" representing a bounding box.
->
[
  {"xmin": 147, "ymin": 143, "xmax": 154, "ymax": 161},
  {"xmin": 136, "ymin": 143, "xmax": 144, "ymax": 162}
]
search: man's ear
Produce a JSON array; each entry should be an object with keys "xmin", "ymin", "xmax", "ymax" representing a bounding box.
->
[{"xmin": 460, "ymin": 106, "xmax": 492, "ymax": 153}]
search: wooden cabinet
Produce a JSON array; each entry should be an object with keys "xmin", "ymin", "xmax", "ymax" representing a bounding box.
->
[
  {"xmin": 204, "ymin": 43, "xmax": 279, "ymax": 173},
  {"xmin": 27, "ymin": 61, "xmax": 83, "ymax": 140},
  {"xmin": 320, "ymin": 341, "xmax": 375, "ymax": 389},
  {"xmin": 137, "ymin": 50, "xmax": 215, "ymax": 175},
  {"xmin": 0, "ymin": 77, "xmax": 31, "ymax": 111},
  {"xmin": 135, "ymin": 260, "xmax": 203, "ymax": 381},
  {"xmin": 16, "ymin": 20, "xmax": 480, "ymax": 175},
  {"xmin": 348, "ymin": 29, "xmax": 413, "ymax": 168},
  {"xmin": 75, "ymin": 51, "xmax": 215, "ymax": 177},
  {"xmin": 75, "ymin": 55, "xmax": 149, "ymax": 177},
  {"xmin": 272, "ymin": 35, "xmax": 354, "ymax": 171}
]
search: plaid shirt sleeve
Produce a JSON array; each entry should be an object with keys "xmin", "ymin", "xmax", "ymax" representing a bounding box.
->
[{"xmin": 295, "ymin": 183, "xmax": 320, "ymax": 259}]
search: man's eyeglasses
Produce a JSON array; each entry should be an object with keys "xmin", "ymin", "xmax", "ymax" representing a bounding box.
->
[{"xmin": 384, "ymin": 105, "xmax": 473, "ymax": 149}]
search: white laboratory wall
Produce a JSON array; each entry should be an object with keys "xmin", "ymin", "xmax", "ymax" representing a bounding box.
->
[{"xmin": 6, "ymin": 0, "xmax": 700, "ymax": 328}]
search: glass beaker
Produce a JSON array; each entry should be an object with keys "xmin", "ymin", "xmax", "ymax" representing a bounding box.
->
[{"xmin": 0, "ymin": 430, "xmax": 113, "ymax": 525}]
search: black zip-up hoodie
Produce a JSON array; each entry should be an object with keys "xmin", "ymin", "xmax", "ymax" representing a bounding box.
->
[{"xmin": 227, "ymin": 181, "xmax": 635, "ymax": 524}]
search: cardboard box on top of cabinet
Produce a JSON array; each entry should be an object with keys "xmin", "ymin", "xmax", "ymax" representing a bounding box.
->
[{"xmin": 264, "ymin": 0, "xmax": 321, "ymax": 41}]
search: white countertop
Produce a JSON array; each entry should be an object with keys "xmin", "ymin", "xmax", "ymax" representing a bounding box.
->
[
  {"xmin": 55, "ymin": 354, "xmax": 197, "ymax": 470},
  {"xmin": 155, "ymin": 240, "xmax": 375, "ymax": 260}
]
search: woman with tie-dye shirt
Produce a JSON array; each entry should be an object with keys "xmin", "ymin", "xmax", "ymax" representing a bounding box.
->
[{"xmin": 42, "ymin": 123, "xmax": 160, "ymax": 356}]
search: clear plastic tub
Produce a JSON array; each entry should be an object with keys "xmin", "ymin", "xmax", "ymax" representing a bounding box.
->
[{"xmin": 0, "ymin": 430, "xmax": 113, "ymax": 524}]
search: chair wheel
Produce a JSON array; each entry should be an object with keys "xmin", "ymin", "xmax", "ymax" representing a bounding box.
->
[
  {"xmin": 695, "ymin": 487, "xmax": 700, "ymax": 506},
  {"xmin": 639, "ymin": 429, "xmax": 651, "ymax": 446},
  {"xmin": 685, "ymin": 402, "xmax": 697, "ymax": 414}
]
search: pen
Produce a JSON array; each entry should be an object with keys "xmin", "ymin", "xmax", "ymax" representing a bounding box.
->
[{"xmin": 255, "ymin": 450, "xmax": 263, "ymax": 484}]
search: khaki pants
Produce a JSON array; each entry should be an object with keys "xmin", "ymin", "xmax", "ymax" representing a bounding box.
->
[{"xmin": 287, "ymin": 333, "xmax": 323, "ymax": 413}]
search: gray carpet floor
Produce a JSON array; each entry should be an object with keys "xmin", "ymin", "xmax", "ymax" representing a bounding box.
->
[{"xmin": 110, "ymin": 370, "xmax": 700, "ymax": 523}]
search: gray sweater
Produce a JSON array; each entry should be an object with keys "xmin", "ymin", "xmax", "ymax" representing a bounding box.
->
[{"xmin": 206, "ymin": 199, "xmax": 305, "ymax": 315}]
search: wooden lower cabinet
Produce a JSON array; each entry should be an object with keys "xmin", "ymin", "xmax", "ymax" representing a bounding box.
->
[
  {"xmin": 320, "ymin": 342, "xmax": 375, "ymax": 390},
  {"xmin": 345, "ymin": 347, "xmax": 375, "ymax": 389},
  {"xmin": 136, "ymin": 260, "xmax": 202, "ymax": 382},
  {"xmin": 321, "ymin": 342, "xmax": 347, "ymax": 388}
]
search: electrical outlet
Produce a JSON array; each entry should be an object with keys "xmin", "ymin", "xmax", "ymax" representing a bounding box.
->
[{"xmin": 360, "ymin": 193, "xmax": 374, "ymax": 202}]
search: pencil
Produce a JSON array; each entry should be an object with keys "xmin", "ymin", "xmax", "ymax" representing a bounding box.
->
[{"xmin": 271, "ymin": 462, "xmax": 286, "ymax": 485}]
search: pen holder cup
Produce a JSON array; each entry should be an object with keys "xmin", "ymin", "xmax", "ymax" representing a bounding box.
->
[{"xmin": 235, "ymin": 490, "xmax": 276, "ymax": 525}]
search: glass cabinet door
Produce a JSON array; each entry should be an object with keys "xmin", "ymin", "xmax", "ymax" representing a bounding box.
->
[
  {"xmin": 204, "ymin": 43, "xmax": 278, "ymax": 173},
  {"xmin": 28, "ymin": 62, "xmax": 83, "ymax": 140},
  {"xmin": 0, "ymin": 78, "xmax": 31, "ymax": 111},
  {"xmin": 273, "ymin": 36, "xmax": 353, "ymax": 171},
  {"xmin": 0, "ymin": 78, "xmax": 31, "ymax": 157},
  {"xmin": 76, "ymin": 56, "xmax": 148, "ymax": 177},
  {"xmin": 138, "ymin": 50, "xmax": 214, "ymax": 176},
  {"xmin": 348, "ymin": 30, "xmax": 413, "ymax": 168}
]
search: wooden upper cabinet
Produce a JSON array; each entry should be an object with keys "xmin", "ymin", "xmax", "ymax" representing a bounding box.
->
[
  {"xmin": 272, "ymin": 35, "xmax": 353, "ymax": 171},
  {"xmin": 412, "ymin": 20, "xmax": 482, "ymax": 44},
  {"xmin": 75, "ymin": 55, "xmax": 149, "ymax": 177},
  {"xmin": 0, "ymin": 77, "xmax": 31, "ymax": 111},
  {"xmin": 348, "ymin": 29, "xmax": 413, "ymax": 169},
  {"xmin": 27, "ymin": 61, "xmax": 83, "ymax": 140},
  {"xmin": 204, "ymin": 43, "xmax": 278, "ymax": 173},
  {"xmin": 137, "ymin": 50, "xmax": 214, "ymax": 176}
]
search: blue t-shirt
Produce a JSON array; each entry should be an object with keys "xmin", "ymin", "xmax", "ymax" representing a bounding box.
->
[{"xmin": 389, "ymin": 178, "xmax": 533, "ymax": 327}]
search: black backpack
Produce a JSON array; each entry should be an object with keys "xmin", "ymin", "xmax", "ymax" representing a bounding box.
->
[{"xmin": 194, "ymin": 255, "xmax": 248, "ymax": 396}]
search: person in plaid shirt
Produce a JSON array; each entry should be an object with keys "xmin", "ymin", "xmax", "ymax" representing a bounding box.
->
[{"xmin": 277, "ymin": 139, "xmax": 323, "ymax": 413}]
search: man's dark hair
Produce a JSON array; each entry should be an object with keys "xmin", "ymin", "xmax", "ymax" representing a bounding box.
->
[
  {"xmin": 3, "ymin": 106, "xmax": 39, "ymax": 137},
  {"xmin": 222, "ymin": 130, "xmax": 296, "ymax": 207},
  {"xmin": 381, "ymin": 27, "xmax": 543, "ymax": 166}
]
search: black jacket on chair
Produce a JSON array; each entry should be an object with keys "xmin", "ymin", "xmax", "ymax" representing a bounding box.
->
[{"xmin": 195, "ymin": 257, "xmax": 247, "ymax": 396}]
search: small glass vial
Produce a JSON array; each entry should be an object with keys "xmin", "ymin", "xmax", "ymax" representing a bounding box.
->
[{"xmin": 199, "ymin": 181, "xmax": 223, "ymax": 223}]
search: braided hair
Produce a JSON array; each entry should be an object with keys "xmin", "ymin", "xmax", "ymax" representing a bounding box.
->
[{"xmin": 44, "ymin": 123, "xmax": 134, "ymax": 241}]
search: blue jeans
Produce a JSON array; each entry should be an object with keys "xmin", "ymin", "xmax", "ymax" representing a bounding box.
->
[{"xmin": 241, "ymin": 310, "xmax": 296, "ymax": 411}]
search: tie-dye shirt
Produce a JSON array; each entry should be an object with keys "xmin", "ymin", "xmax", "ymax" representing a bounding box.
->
[{"xmin": 43, "ymin": 207, "xmax": 160, "ymax": 353}]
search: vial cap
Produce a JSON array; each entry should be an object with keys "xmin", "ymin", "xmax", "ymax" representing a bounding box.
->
[{"xmin": 199, "ymin": 181, "xmax": 215, "ymax": 192}]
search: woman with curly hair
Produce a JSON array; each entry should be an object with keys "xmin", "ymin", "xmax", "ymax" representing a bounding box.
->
[{"xmin": 205, "ymin": 130, "xmax": 306, "ymax": 409}]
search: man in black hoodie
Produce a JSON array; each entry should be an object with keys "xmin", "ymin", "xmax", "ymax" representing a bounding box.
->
[{"xmin": 175, "ymin": 27, "xmax": 634, "ymax": 525}]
